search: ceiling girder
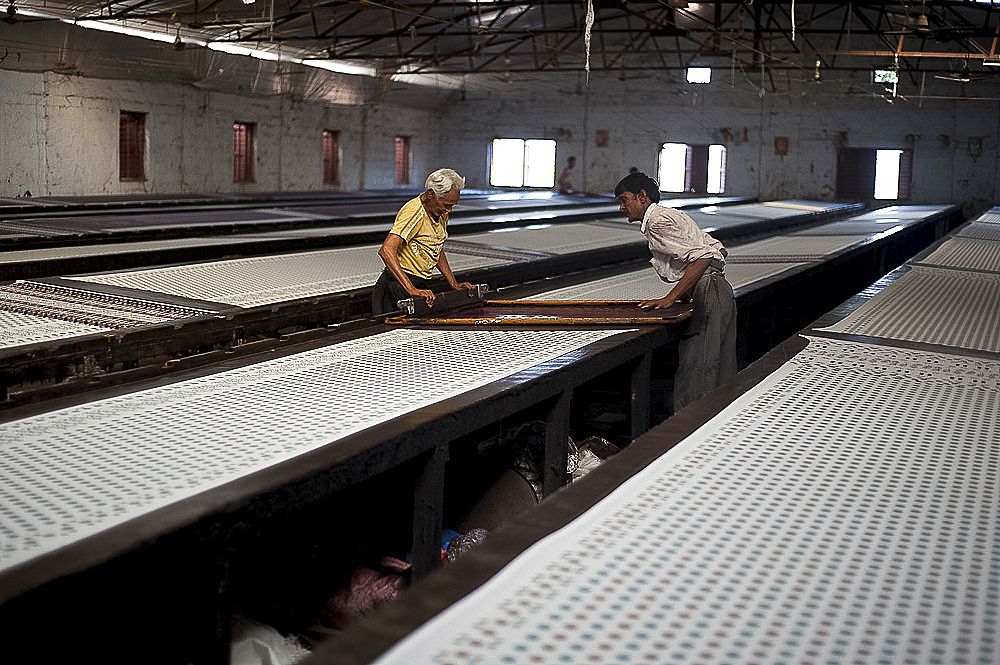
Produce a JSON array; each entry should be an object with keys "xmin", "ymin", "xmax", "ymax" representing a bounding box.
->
[{"xmin": 16, "ymin": 0, "xmax": 1000, "ymax": 79}]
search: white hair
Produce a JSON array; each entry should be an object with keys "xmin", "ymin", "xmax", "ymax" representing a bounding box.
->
[{"xmin": 425, "ymin": 168, "xmax": 466, "ymax": 197}]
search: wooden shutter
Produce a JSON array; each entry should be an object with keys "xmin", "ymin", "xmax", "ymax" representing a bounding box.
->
[
  {"xmin": 119, "ymin": 112, "xmax": 145, "ymax": 181},
  {"xmin": 687, "ymin": 144, "xmax": 710, "ymax": 194},
  {"xmin": 897, "ymin": 149, "xmax": 914, "ymax": 200},
  {"xmin": 323, "ymin": 130, "xmax": 340, "ymax": 187},
  {"xmin": 233, "ymin": 123, "xmax": 254, "ymax": 183},
  {"xmin": 836, "ymin": 148, "xmax": 876, "ymax": 200},
  {"xmin": 395, "ymin": 136, "xmax": 410, "ymax": 185}
]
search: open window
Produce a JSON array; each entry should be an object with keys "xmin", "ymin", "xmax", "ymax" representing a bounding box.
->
[
  {"xmin": 489, "ymin": 138, "xmax": 556, "ymax": 188},
  {"xmin": 873, "ymin": 69, "xmax": 899, "ymax": 84},
  {"xmin": 657, "ymin": 142, "xmax": 727, "ymax": 194},
  {"xmin": 836, "ymin": 148, "xmax": 912, "ymax": 200},
  {"xmin": 686, "ymin": 67, "xmax": 712, "ymax": 84}
]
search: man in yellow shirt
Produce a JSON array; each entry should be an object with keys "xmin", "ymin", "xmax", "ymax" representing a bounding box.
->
[{"xmin": 372, "ymin": 168, "xmax": 476, "ymax": 314}]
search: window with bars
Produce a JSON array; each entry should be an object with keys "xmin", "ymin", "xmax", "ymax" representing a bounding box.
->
[
  {"xmin": 323, "ymin": 130, "xmax": 340, "ymax": 187},
  {"xmin": 119, "ymin": 111, "xmax": 145, "ymax": 181},
  {"xmin": 233, "ymin": 122, "xmax": 255, "ymax": 184},
  {"xmin": 657, "ymin": 143, "xmax": 727, "ymax": 194},
  {"xmin": 395, "ymin": 136, "xmax": 411, "ymax": 185}
]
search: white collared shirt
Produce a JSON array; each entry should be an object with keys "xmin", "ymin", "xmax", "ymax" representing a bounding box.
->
[{"xmin": 638, "ymin": 204, "xmax": 726, "ymax": 283}]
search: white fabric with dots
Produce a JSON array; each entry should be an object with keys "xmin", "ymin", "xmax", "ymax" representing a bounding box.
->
[
  {"xmin": 818, "ymin": 265, "xmax": 1000, "ymax": 353},
  {"xmin": 374, "ymin": 337, "xmax": 1000, "ymax": 665},
  {"xmin": 456, "ymin": 222, "xmax": 646, "ymax": 254},
  {"xmin": 959, "ymin": 222, "xmax": 1000, "ymax": 243},
  {"xmin": 0, "ymin": 311, "xmax": 107, "ymax": 347},
  {"xmin": 916, "ymin": 236, "xmax": 1000, "ymax": 274},
  {"xmin": 66, "ymin": 245, "xmax": 506, "ymax": 308},
  {"xmin": 525, "ymin": 263, "xmax": 806, "ymax": 301},
  {"xmin": 0, "ymin": 328, "xmax": 625, "ymax": 573}
]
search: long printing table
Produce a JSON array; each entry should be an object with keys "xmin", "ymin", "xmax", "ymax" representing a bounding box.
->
[
  {"xmin": 327, "ymin": 334, "xmax": 997, "ymax": 665},
  {"xmin": 0, "ymin": 204, "xmax": 973, "ymax": 663},
  {"xmin": 0, "ymin": 199, "xmax": 869, "ymax": 406},
  {"xmin": 0, "ymin": 303, "xmax": 692, "ymax": 663},
  {"xmin": 307, "ymin": 214, "xmax": 999, "ymax": 665}
]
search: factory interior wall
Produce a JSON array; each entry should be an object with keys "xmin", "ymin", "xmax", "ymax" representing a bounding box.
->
[
  {"xmin": 439, "ymin": 73, "xmax": 1000, "ymax": 212},
  {"xmin": 0, "ymin": 68, "xmax": 439, "ymax": 197},
  {"xmin": 3, "ymin": 62, "xmax": 1000, "ymax": 209}
]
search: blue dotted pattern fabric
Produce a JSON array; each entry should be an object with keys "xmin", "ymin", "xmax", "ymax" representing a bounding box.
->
[{"xmin": 375, "ymin": 337, "xmax": 1000, "ymax": 665}]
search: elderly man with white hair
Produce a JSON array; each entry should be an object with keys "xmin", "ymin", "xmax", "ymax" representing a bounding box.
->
[{"xmin": 373, "ymin": 168, "xmax": 476, "ymax": 314}]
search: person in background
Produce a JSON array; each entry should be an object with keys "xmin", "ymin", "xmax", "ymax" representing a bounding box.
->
[
  {"xmin": 372, "ymin": 168, "xmax": 476, "ymax": 314},
  {"xmin": 614, "ymin": 171, "xmax": 737, "ymax": 410},
  {"xmin": 557, "ymin": 156, "xmax": 576, "ymax": 194}
]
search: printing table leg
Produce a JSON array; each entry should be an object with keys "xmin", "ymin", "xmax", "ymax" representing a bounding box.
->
[
  {"xmin": 629, "ymin": 351, "xmax": 652, "ymax": 441},
  {"xmin": 411, "ymin": 443, "xmax": 449, "ymax": 580},
  {"xmin": 542, "ymin": 391, "xmax": 572, "ymax": 497}
]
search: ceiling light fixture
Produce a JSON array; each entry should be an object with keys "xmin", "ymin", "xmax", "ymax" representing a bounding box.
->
[
  {"xmin": 209, "ymin": 42, "xmax": 279, "ymax": 60},
  {"xmin": 8, "ymin": 5, "xmax": 56, "ymax": 18},
  {"xmin": 76, "ymin": 19, "xmax": 181, "ymax": 44},
  {"xmin": 305, "ymin": 58, "xmax": 377, "ymax": 77},
  {"xmin": 45, "ymin": 6, "xmax": 381, "ymax": 81}
]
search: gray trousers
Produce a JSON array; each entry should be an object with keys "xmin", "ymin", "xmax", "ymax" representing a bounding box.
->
[{"xmin": 673, "ymin": 269, "xmax": 737, "ymax": 411}]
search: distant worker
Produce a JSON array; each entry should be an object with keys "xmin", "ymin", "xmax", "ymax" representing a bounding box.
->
[
  {"xmin": 557, "ymin": 156, "xmax": 576, "ymax": 194},
  {"xmin": 614, "ymin": 171, "xmax": 737, "ymax": 410},
  {"xmin": 373, "ymin": 168, "xmax": 476, "ymax": 314}
]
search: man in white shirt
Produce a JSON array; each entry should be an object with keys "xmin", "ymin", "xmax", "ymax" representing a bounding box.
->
[{"xmin": 615, "ymin": 171, "xmax": 737, "ymax": 410}]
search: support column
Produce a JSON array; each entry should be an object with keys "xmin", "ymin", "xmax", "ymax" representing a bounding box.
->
[
  {"xmin": 542, "ymin": 391, "xmax": 572, "ymax": 497},
  {"xmin": 410, "ymin": 443, "xmax": 448, "ymax": 580},
  {"xmin": 629, "ymin": 351, "xmax": 652, "ymax": 441}
]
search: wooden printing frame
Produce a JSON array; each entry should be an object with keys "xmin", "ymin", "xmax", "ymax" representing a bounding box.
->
[{"xmin": 385, "ymin": 299, "xmax": 693, "ymax": 327}]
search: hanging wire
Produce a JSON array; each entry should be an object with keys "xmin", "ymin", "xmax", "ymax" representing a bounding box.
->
[
  {"xmin": 791, "ymin": 0, "xmax": 796, "ymax": 42},
  {"xmin": 890, "ymin": 52, "xmax": 899, "ymax": 101},
  {"xmin": 584, "ymin": 0, "xmax": 594, "ymax": 84}
]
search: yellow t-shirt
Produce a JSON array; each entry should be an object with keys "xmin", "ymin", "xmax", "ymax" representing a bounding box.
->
[{"xmin": 389, "ymin": 196, "xmax": 448, "ymax": 279}]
